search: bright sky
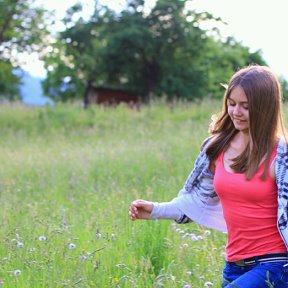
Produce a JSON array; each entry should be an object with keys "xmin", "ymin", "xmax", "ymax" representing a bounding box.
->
[{"xmin": 25, "ymin": 0, "xmax": 288, "ymax": 80}]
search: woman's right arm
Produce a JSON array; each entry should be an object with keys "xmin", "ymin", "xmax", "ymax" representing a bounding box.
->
[
  {"xmin": 129, "ymin": 199, "xmax": 191, "ymax": 223},
  {"xmin": 129, "ymin": 199, "xmax": 154, "ymax": 220}
]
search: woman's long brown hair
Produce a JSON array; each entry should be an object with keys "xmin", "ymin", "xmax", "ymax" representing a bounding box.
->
[{"xmin": 206, "ymin": 65, "xmax": 287, "ymax": 179}]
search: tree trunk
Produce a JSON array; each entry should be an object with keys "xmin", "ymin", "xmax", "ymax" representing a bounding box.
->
[{"xmin": 83, "ymin": 80, "xmax": 92, "ymax": 108}]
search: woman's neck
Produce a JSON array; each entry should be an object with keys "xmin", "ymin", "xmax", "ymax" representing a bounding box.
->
[{"xmin": 229, "ymin": 131, "xmax": 249, "ymax": 154}]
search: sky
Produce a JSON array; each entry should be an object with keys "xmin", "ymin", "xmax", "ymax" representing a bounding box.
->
[{"xmin": 24, "ymin": 0, "xmax": 288, "ymax": 80}]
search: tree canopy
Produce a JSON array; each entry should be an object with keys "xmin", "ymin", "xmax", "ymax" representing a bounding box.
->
[
  {"xmin": 43, "ymin": 0, "xmax": 267, "ymax": 104},
  {"xmin": 1, "ymin": 0, "xmax": 270, "ymax": 103},
  {"xmin": 0, "ymin": 0, "xmax": 50, "ymax": 99}
]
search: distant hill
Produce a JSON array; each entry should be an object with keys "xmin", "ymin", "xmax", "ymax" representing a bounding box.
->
[{"xmin": 16, "ymin": 70, "xmax": 54, "ymax": 106}]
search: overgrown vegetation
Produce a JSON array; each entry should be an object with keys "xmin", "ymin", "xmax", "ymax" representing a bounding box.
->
[{"xmin": 0, "ymin": 101, "xmax": 230, "ymax": 287}]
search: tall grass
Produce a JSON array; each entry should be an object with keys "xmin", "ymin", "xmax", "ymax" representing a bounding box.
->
[{"xmin": 1, "ymin": 100, "xmax": 285, "ymax": 287}]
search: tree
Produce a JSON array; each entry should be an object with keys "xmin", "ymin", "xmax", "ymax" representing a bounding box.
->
[
  {"xmin": 43, "ymin": 2, "xmax": 116, "ymax": 105},
  {"xmin": 103, "ymin": 0, "xmax": 215, "ymax": 101},
  {"xmin": 203, "ymin": 36, "xmax": 267, "ymax": 98},
  {"xmin": 0, "ymin": 0, "xmax": 50, "ymax": 99},
  {"xmin": 43, "ymin": 0, "xmax": 267, "ymax": 103},
  {"xmin": 280, "ymin": 77, "xmax": 288, "ymax": 102},
  {"xmin": 0, "ymin": 60, "xmax": 19, "ymax": 100}
]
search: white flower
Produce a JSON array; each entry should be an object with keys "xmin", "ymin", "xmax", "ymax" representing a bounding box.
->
[
  {"xmin": 29, "ymin": 248, "xmax": 36, "ymax": 252},
  {"xmin": 204, "ymin": 230, "xmax": 211, "ymax": 236},
  {"xmin": 186, "ymin": 271, "xmax": 192, "ymax": 276},
  {"xmin": 68, "ymin": 243, "xmax": 76, "ymax": 250},
  {"xmin": 17, "ymin": 242, "xmax": 24, "ymax": 248},
  {"xmin": 80, "ymin": 255, "xmax": 87, "ymax": 261},
  {"xmin": 38, "ymin": 236, "xmax": 46, "ymax": 241},
  {"xmin": 197, "ymin": 235, "xmax": 203, "ymax": 240},
  {"xmin": 183, "ymin": 285, "xmax": 191, "ymax": 288},
  {"xmin": 14, "ymin": 270, "xmax": 21, "ymax": 277},
  {"xmin": 96, "ymin": 232, "xmax": 102, "ymax": 239},
  {"xmin": 171, "ymin": 223, "xmax": 177, "ymax": 228},
  {"xmin": 204, "ymin": 281, "xmax": 214, "ymax": 287},
  {"xmin": 191, "ymin": 235, "xmax": 198, "ymax": 241}
]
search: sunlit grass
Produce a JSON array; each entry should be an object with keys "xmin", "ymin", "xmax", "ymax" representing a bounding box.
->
[{"xmin": 1, "ymin": 100, "xmax": 287, "ymax": 287}]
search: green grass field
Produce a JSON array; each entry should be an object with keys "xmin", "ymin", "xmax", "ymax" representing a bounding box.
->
[{"xmin": 0, "ymin": 100, "xmax": 285, "ymax": 287}]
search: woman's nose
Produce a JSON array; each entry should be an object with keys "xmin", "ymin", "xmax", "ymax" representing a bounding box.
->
[{"xmin": 233, "ymin": 105, "xmax": 242, "ymax": 115}]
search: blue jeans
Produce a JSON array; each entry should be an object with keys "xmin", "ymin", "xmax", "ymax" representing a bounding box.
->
[{"xmin": 222, "ymin": 261, "xmax": 288, "ymax": 287}]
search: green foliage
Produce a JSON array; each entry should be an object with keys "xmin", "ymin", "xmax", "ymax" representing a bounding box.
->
[
  {"xmin": 280, "ymin": 77, "xmax": 288, "ymax": 102},
  {"xmin": 0, "ymin": 0, "xmax": 50, "ymax": 98},
  {"xmin": 203, "ymin": 37, "xmax": 267, "ymax": 99},
  {"xmin": 0, "ymin": 60, "xmax": 20, "ymax": 100},
  {"xmin": 43, "ymin": 0, "xmax": 267, "ymax": 103},
  {"xmin": 43, "ymin": 3, "xmax": 115, "ymax": 102}
]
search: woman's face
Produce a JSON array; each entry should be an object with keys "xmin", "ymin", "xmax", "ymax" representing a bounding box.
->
[{"xmin": 227, "ymin": 85, "xmax": 249, "ymax": 132}]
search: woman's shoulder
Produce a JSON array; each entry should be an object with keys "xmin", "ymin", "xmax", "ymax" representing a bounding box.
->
[
  {"xmin": 200, "ymin": 135, "xmax": 218, "ymax": 151},
  {"xmin": 277, "ymin": 137, "xmax": 288, "ymax": 153}
]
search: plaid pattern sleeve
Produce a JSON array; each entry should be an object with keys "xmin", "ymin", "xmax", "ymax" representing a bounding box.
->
[{"xmin": 275, "ymin": 138, "xmax": 288, "ymax": 249}]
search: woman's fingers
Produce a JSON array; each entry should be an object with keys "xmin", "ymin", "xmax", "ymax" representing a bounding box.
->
[
  {"xmin": 129, "ymin": 199, "xmax": 153, "ymax": 220},
  {"xmin": 129, "ymin": 203, "xmax": 138, "ymax": 220}
]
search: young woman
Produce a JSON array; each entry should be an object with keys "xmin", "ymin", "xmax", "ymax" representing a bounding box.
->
[{"xmin": 129, "ymin": 65, "xmax": 288, "ymax": 287}]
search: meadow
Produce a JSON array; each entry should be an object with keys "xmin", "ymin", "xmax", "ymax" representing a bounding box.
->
[{"xmin": 0, "ymin": 99, "xmax": 275, "ymax": 287}]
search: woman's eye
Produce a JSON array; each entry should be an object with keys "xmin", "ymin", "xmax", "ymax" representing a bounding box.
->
[{"xmin": 228, "ymin": 101, "xmax": 235, "ymax": 106}]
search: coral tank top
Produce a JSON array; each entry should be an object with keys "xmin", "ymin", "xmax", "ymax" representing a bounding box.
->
[{"xmin": 214, "ymin": 149, "xmax": 286, "ymax": 262}]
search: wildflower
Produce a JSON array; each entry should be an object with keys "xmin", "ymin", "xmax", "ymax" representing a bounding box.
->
[
  {"xmin": 191, "ymin": 235, "xmax": 198, "ymax": 241},
  {"xmin": 183, "ymin": 285, "xmax": 191, "ymax": 288},
  {"xmin": 186, "ymin": 271, "xmax": 192, "ymax": 276},
  {"xmin": 80, "ymin": 255, "xmax": 87, "ymax": 261},
  {"xmin": 204, "ymin": 281, "xmax": 214, "ymax": 287},
  {"xmin": 14, "ymin": 270, "xmax": 21, "ymax": 277},
  {"xmin": 38, "ymin": 236, "xmax": 47, "ymax": 241},
  {"xmin": 68, "ymin": 243, "xmax": 76, "ymax": 250},
  {"xmin": 221, "ymin": 252, "xmax": 226, "ymax": 257},
  {"xmin": 204, "ymin": 230, "xmax": 211, "ymax": 236},
  {"xmin": 17, "ymin": 242, "xmax": 24, "ymax": 248},
  {"xmin": 96, "ymin": 232, "xmax": 102, "ymax": 239},
  {"xmin": 197, "ymin": 235, "xmax": 203, "ymax": 240},
  {"xmin": 29, "ymin": 248, "xmax": 36, "ymax": 252},
  {"xmin": 183, "ymin": 243, "xmax": 189, "ymax": 248}
]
